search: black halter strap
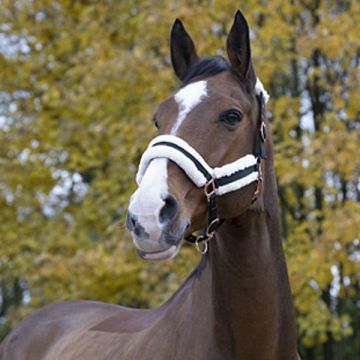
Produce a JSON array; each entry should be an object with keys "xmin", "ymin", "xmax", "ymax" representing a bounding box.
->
[
  {"xmin": 184, "ymin": 179, "xmax": 221, "ymax": 250},
  {"xmin": 185, "ymin": 93, "xmax": 266, "ymax": 251},
  {"xmin": 255, "ymin": 92, "xmax": 267, "ymax": 160}
]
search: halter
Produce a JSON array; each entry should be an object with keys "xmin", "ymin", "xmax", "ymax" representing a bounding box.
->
[{"xmin": 136, "ymin": 82, "xmax": 269, "ymax": 254}]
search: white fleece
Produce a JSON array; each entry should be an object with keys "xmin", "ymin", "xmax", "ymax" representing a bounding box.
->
[
  {"xmin": 216, "ymin": 172, "xmax": 259, "ymax": 196},
  {"xmin": 213, "ymin": 154, "xmax": 257, "ymax": 178},
  {"xmin": 136, "ymin": 145, "xmax": 208, "ymax": 187},
  {"xmin": 137, "ymin": 135, "xmax": 259, "ymax": 196},
  {"xmin": 255, "ymin": 78, "xmax": 270, "ymax": 103}
]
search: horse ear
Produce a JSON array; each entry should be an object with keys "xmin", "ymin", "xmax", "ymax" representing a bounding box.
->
[
  {"xmin": 226, "ymin": 10, "xmax": 256, "ymax": 89},
  {"xmin": 170, "ymin": 19, "xmax": 199, "ymax": 80}
]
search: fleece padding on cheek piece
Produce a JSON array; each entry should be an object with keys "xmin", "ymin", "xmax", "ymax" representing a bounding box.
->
[{"xmin": 136, "ymin": 135, "xmax": 259, "ymax": 196}]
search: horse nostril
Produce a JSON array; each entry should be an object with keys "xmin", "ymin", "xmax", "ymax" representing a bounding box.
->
[
  {"xmin": 126, "ymin": 211, "xmax": 149, "ymax": 240},
  {"xmin": 159, "ymin": 195, "xmax": 178, "ymax": 224},
  {"xmin": 126, "ymin": 211, "xmax": 138, "ymax": 231}
]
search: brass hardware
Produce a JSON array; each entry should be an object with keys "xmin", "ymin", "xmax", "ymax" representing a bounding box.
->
[
  {"xmin": 195, "ymin": 237, "xmax": 209, "ymax": 254},
  {"xmin": 204, "ymin": 178, "xmax": 216, "ymax": 199}
]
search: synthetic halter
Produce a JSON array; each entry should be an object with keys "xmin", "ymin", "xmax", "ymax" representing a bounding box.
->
[{"xmin": 136, "ymin": 79, "xmax": 269, "ymax": 253}]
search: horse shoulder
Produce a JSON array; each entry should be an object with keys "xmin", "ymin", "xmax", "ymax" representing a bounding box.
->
[{"xmin": 0, "ymin": 300, "xmax": 125, "ymax": 360}]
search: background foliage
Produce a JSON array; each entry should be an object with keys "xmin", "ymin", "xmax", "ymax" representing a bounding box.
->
[{"xmin": 0, "ymin": 1, "xmax": 359, "ymax": 359}]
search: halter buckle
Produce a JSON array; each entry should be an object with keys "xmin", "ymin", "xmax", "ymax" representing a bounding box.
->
[{"xmin": 204, "ymin": 178, "xmax": 216, "ymax": 200}]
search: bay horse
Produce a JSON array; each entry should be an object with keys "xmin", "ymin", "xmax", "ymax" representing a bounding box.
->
[{"xmin": 0, "ymin": 10, "xmax": 299, "ymax": 360}]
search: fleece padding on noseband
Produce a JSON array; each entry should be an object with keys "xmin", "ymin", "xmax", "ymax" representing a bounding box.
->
[
  {"xmin": 136, "ymin": 135, "xmax": 212, "ymax": 187},
  {"xmin": 136, "ymin": 135, "xmax": 259, "ymax": 196},
  {"xmin": 255, "ymin": 78, "xmax": 270, "ymax": 104}
]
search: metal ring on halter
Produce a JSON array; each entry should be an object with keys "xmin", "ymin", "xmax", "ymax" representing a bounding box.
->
[
  {"xmin": 193, "ymin": 219, "xmax": 218, "ymax": 255},
  {"xmin": 195, "ymin": 237, "xmax": 209, "ymax": 254},
  {"xmin": 206, "ymin": 218, "xmax": 220, "ymax": 238}
]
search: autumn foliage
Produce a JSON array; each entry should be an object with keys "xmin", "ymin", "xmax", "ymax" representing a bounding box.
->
[{"xmin": 0, "ymin": 1, "xmax": 359, "ymax": 359}]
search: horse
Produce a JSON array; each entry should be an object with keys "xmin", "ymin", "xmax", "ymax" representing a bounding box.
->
[{"xmin": 0, "ymin": 10, "xmax": 299, "ymax": 360}]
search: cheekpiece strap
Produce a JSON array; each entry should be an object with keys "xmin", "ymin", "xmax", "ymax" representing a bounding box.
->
[
  {"xmin": 184, "ymin": 180, "xmax": 223, "ymax": 249},
  {"xmin": 255, "ymin": 92, "xmax": 267, "ymax": 160}
]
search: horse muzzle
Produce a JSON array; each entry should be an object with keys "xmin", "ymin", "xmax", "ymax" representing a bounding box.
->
[{"xmin": 126, "ymin": 193, "xmax": 188, "ymax": 261}]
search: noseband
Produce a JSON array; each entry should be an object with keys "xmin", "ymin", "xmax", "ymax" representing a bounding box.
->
[{"xmin": 136, "ymin": 86, "xmax": 268, "ymax": 254}]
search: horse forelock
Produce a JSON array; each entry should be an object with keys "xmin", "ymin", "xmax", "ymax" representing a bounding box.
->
[{"xmin": 182, "ymin": 56, "xmax": 230, "ymax": 84}]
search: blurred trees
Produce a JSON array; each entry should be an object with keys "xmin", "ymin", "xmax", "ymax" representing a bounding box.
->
[{"xmin": 0, "ymin": 1, "xmax": 359, "ymax": 359}]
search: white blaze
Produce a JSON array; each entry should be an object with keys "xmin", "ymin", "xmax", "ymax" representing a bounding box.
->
[
  {"xmin": 129, "ymin": 81, "xmax": 207, "ymax": 243},
  {"xmin": 128, "ymin": 158, "xmax": 168, "ymax": 242},
  {"xmin": 171, "ymin": 80, "xmax": 208, "ymax": 134}
]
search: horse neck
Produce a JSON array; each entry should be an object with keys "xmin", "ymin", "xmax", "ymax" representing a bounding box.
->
[{"xmin": 199, "ymin": 142, "xmax": 298, "ymax": 358}]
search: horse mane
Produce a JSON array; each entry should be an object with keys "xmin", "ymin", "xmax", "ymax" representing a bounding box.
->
[{"xmin": 182, "ymin": 56, "xmax": 230, "ymax": 83}]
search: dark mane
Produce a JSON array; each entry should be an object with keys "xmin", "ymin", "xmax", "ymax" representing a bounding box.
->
[{"xmin": 182, "ymin": 56, "xmax": 230, "ymax": 83}]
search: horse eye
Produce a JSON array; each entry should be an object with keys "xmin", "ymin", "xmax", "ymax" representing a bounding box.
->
[{"xmin": 219, "ymin": 109, "xmax": 243, "ymax": 127}]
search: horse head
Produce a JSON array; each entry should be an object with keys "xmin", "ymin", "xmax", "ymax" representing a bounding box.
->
[{"xmin": 126, "ymin": 11, "xmax": 269, "ymax": 261}]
